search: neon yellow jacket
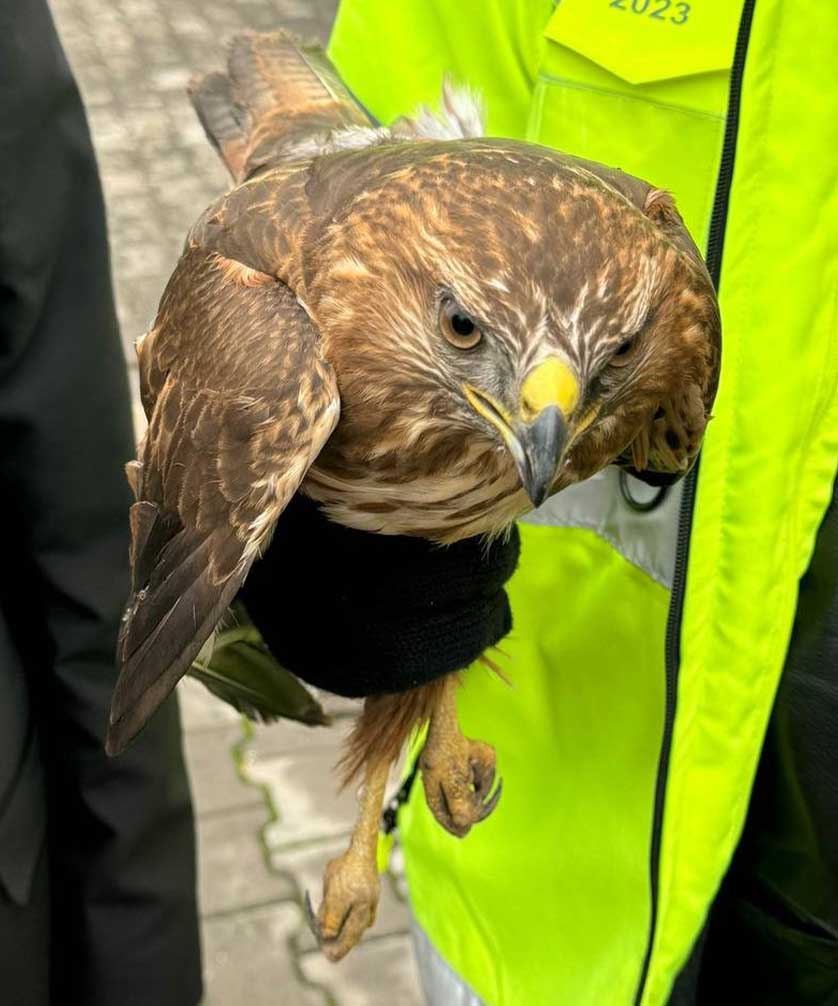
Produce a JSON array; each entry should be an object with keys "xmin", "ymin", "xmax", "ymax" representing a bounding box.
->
[{"xmin": 330, "ymin": 2, "xmax": 838, "ymax": 1002}]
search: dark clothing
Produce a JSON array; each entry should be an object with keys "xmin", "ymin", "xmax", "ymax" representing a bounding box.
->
[
  {"xmin": 243, "ymin": 493, "xmax": 520, "ymax": 698},
  {"xmin": 0, "ymin": 848, "xmax": 50, "ymax": 1004},
  {"xmin": 671, "ymin": 478, "xmax": 838, "ymax": 1005},
  {"xmin": 0, "ymin": 2, "xmax": 201, "ymax": 1003}
]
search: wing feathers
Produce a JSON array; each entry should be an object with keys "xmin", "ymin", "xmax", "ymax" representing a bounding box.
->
[
  {"xmin": 187, "ymin": 70, "xmax": 248, "ymax": 180},
  {"xmin": 189, "ymin": 30, "xmax": 372, "ymax": 182},
  {"xmin": 108, "ymin": 250, "xmax": 339, "ymax": 755},
  {"xmin": 108, "ymin": 537, "xmax": 249, "ymax": 756},
  {"xmin": 128, "ymin": 501, "xmax": 172, "ymax": 592}
]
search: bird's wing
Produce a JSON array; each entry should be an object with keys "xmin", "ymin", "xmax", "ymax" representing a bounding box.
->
[
  {"xmin": 188, "ymin": 29, "xmax": 374, "ymax": 182},
  {"xmin": 107, "ymin": 246, "xmax": 339, "ymax": 755}
]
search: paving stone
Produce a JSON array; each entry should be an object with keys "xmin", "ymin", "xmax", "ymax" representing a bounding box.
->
[
  {"xmin": 246, "ymin": 709, "xmax": 407, "ymax": 779},
  {"xmin": 179, "ymin": 675, "xmax": 242, "ymax": 732},
  {"xmin": 183, "ymin": 723, "xmax": 260, "ymax": 817},
  {"xmin": 247, "ymin": 716, "xmax": 352, "ymax": 761},
  {"xmin": 131, "ymin": 396, "xmax": 146, "ymax": 442},
  {"xmin": 197, "ymin": 804, "xmax": 295, "ymax": 916},
  {"xmin": 243, "ymin": 747, "xmax": 360, "ymax": 847},
  {"xmin": 316, "ymin": 689, "xmax": 364, "ymax": 720},
  {"xmin": 202, "ymin": 902, "xmax": 329, "ymax": 1006},
  {"xmin": 149, "ymin": 65, "xmax": 193, "ymax": 91},
  {"xmin": 301, "ymin": 933, "xmax": 425, "ymax": 1006},
  {"xmin": 99, "ymin": 168, "xmax": 148, "ymax": 198},
  {"xmin": 247, "ymin": 707, "xmax": 409, "ymax": 760},
  {"xmin": 91, "ymin": 117, "xmax": 133, "ymax": 152}
]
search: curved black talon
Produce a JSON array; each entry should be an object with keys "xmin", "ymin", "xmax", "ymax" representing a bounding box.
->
[
  {"xmin": 471, "ymin": 759, "xmax": 496, "ymax": 800},
  {"xmin": 438, "ymin": 782, "xmax": 452, "ymax": 823},
  {"xmin": 435, "ymin": 775, "xmax": 503, "ymax": 836},
  {"xmin": 477, "ymin": 778, "xmax": 503, "ymax": 822},
  {"xmin": 303, "ymin": 889, "xmax": 320, "ymax": 941}
]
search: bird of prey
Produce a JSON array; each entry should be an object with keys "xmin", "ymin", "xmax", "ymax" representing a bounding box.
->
[{"xmin": 108, "ymin": 31, "xmax": 720, "ymax": 960}]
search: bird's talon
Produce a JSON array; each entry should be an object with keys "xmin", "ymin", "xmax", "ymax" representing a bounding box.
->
[
  {"xmin": 477, "ymin": 778, "xmax": 503, "ymax": 822},
  {"xmin": 421, "ymin": 736, "xmax": 502, "ymax": 837},
  {"xmin": 308, "ymin": 850, "xmax": 380, "ymax": 962},
  {"xmin": 303, "ymin": 889, "xmax": 319, "ymax": 940},
  {"xmin": 439, "ymin": 781, "xmax": 452, "ymax": 822}
]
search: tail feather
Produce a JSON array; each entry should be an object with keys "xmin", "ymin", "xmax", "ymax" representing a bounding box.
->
[
  {"xmin": 188, "ymin": 29, "xmax": 372, "ymax": 182},
  {"xmin": 189, "ymin": 71, "xmax": 250, "ymax": 177}
]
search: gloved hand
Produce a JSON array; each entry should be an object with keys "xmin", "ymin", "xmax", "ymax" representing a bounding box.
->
[{"xmin": 239, "ymin": 492, "xmax": 520, "ymax": 698}]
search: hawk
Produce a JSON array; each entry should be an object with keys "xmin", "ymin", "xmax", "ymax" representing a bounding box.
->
[{"xmin": 108, "ymin": 31, "xmax": 720, "ymax": 960}]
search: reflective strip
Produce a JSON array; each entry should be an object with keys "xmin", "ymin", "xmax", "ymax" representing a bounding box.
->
[
  {"xmin": 522, "ymin": 467, "xmax": 682, "ymax": 589},
  {"xmin": 411, "ymin": 918, "xmax": 486, "ymax": 1006}
]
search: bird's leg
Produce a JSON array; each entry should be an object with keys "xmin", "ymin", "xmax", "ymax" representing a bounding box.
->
[
  {"xmin": 420, "ymin": 674, "xmax": 502, "ymax": 837},
  {"xmin": 305, "ymin": 756, "xmax": 389, "ymax": 962}
]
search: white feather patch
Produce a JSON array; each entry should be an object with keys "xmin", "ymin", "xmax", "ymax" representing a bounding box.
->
[
  {"xmin": 285, "ymin": 81, "xmax": 486, "ymax": 162},
  {"xmin": 284, "ymin": 124, "xmax": 393, "ymax": 161},
  {"xmin": 392, "ymin": 80, "xmax": 486, "ymax": 141}
]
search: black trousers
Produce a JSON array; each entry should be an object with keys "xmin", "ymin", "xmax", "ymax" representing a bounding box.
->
[
  {"xmin": 671, "ymin": 478, "xmax": 838, "ymax": 1004},
  {"xmin": 0, "ymin": 2, "xmax": 202, "ymax": 1003},
  {"xmin": 0, "ymin": 849, "xmax": 50, "ymax": 1005}
]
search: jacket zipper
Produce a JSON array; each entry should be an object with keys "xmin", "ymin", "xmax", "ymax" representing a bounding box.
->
[{"xmin": 633, "ymin": 1, "xmax": 757, "ymax": 1001}]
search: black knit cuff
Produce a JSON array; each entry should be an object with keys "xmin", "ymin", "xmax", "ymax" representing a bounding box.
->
[{"xmin": 240, "ymin": 493, "xmax": 519, "ymax": 697}]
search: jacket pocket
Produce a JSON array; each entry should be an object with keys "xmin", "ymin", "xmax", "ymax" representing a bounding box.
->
[{"xmin": 528, "ymin": 0, "xmax": 744, "ymax": 245}]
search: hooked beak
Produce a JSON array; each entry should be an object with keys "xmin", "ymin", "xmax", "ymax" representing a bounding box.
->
[
  {"xmin": 465, "ymin": 356, "xmax": 581, "ymax": 508},
  {"xmin": 514, "ymin": 406, "xmax": 568, "ymax": 507}
]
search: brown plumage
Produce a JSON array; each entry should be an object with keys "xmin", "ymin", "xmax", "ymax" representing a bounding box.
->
[
  {"xmin": 339, "ymin": 677, "xmax": 450, "ymax": 787},
  {"xmin": 108, "ymin": 30, "xmax": 720, "ymax": 960}
]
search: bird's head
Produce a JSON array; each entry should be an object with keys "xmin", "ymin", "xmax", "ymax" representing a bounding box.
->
[{"xmin": 306, "ymin": 141, "xmax": 721, "ymax": 509}]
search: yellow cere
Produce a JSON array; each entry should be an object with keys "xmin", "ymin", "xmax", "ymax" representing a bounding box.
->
[{"xmin": 520, "ymin": 356, "xmax": 580, "ymax": 421}]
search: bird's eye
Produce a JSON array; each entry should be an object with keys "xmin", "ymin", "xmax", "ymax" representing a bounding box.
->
[
  {"xmin": 609, "ymin": 336, "xmax": 638, "ymax": 367},
  {"xmin": 439, "ymin": 299, "xmax": 483, "ymax": 350}
]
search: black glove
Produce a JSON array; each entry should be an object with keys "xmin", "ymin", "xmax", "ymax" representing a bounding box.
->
[{"xmin": 240, "ymin": 493, "xmax": 520, "ymax": 698}]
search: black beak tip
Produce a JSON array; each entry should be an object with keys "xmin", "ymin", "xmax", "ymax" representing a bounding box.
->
[
  {"xmin": 518, "ymin": 406, "xmax": 568, "ymax": 510},
  {"xmin": 526, "ymin": 481, "xmax": 552, "ymax": 509}
]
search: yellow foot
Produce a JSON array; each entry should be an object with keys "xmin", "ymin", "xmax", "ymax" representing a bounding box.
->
[
  {"xmin": 419, "ymin": 675, "xmax": 502, "ymax": 838},
  {"xmin": 304, "ymin": 850, "xmax": 380, "ymax": 962},
  {"xmin": 420, "ymin": 732, "xmax": 502, "ymax": 838},
  {"xmin": 304, "ymin": 752, "xmax": 389, "ymax": 961}
]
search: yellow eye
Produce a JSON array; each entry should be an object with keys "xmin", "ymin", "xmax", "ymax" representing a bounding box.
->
[{"xmin": 439, "ymin": 298, "xmax": 483, "ymax": 350}]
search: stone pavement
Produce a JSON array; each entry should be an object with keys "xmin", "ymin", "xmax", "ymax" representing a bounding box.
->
[{"xmin": 49, "ymin": 1, "xmax": 424, "ymax": 1002}]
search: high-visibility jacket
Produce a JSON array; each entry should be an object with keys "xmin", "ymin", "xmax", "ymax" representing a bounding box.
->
[{"xmin": 329, "ymin": 2, "xmax": 838, "ymax": 1003}]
